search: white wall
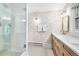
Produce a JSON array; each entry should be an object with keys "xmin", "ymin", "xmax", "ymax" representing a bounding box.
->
[{"xmin": 28, "ymin": 11, "xmax": 62, "ymax": 43}]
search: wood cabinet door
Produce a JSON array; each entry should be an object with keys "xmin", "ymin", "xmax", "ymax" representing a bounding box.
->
[
  {"xmin": 53, "ymin": 36, "xmax": 63, "ymax": 56},
  {"xmin": 53, "ymin": 40, "xmax": 57, "ymax": 56}
]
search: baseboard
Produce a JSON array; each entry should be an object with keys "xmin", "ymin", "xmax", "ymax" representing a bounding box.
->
[
  {"xmin": 28, "ymin": 42, "xmax": 52, "ymax": 48},
  {"xmin": 28, "ymin": 42, "xmax": 43, "ymax": 46}
]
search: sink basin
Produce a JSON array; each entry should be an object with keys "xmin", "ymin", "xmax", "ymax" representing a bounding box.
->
[
  {"xmin": 66, "ymin": 37, "xmax": 79, "ymax": 44},
  {"xmin": 67, "ymin": 32, "xmax": 79, "ymax": 39},
  {"xmin": 70, "ymin": 42, "xmax": 79, "ymax": 45},
  {"xmin": 71, "ymin": 43, "xmax": 79, "ymax": 46}
]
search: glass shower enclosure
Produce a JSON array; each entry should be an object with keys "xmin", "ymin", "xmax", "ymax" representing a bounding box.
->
[{"xmin": 0, "ymin": 3, "xmax": 26, "ymax": 56}]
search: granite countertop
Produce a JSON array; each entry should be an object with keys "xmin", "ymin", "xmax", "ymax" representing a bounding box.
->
[{"xmin": 52, "ymin": 32, "xmax": 79, "ymax": 55}]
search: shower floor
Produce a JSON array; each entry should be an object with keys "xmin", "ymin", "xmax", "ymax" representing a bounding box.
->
[{"xmin": 0, "ymin": 50, "xmax": 22, "ymax": 56}]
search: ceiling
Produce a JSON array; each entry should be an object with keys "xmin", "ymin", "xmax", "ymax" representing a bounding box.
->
[
  {"xmin": 28, "ymin": 3, "xmax": 67, "ymax": 13},
  {"xmin": 1, "ymin": 3, "xmax": 68, "ymax": 16},
  {"xmin": 2, "ymin": 3, "xmax": 26, "ymax": 18}
]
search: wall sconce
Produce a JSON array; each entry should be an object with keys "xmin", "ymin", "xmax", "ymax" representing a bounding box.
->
[
  {"xmin": 34, "ymin": 17, "xmax": 41, "ymax": 26},
  {"xmin": 22, "ymin": 19, "xmax": 26, "ymax": 22}
]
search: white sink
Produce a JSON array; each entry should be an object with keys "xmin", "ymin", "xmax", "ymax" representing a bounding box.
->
[
  {"xmin": 70, "ymin": 43, "xmax": 79, "ymax": 50},
  {"xmin": 67, "ymin": 32, "xmax": 79, "ymax": 39},
  {"xmin": 69, "ymin": 40, "xmax": 79, "ymax": 46},
  {"xmin": 65, "ymin": 34, "xmax": 79, "ymax": 44},
  {"xmin": 71, "ymin": 42, "xmax": 79, "ymax": 45}
]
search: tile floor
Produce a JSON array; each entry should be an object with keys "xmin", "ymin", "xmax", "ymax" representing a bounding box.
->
[
  {"xmin": 0, "ymin": 50, "xmax": 21, "ymax": 56},
  {"xmin": 28, "ymin": 43, "xmax": 54, "ymax": 56}
]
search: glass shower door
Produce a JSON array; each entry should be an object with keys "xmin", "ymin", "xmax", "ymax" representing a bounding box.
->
[{"xmin": 0, "ymin": 3, "xmax": 26, "ymax": 56}]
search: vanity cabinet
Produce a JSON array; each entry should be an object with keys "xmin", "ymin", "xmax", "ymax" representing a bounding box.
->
[
  {"xmin": 52, "ymin": 36, "xmax": 63, "ymax": 56},
  {"xmin": 51, "ymin": 34, "xmax": 78, "ymax": 56}
]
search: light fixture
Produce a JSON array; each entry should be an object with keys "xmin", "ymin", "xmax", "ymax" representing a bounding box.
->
[
  {"xmin": 22, "ymin": 19, "xmax": 26, "ymax": 22},
  {"xmin": 2, "ymin": 16, "xmax": 11, "ymax": 20},
  {"xmin": 34, "ymin": 17, "xmax": 41, "ymax": 25}
]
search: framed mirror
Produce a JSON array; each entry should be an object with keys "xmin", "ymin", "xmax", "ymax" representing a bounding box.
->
[{"xmin": 62, "ymin": 15, "xmax": 70, "ymax": 34}]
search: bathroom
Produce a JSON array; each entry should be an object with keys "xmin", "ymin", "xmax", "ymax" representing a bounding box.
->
[{"xmin": 0, "ymin": 3, "xmax": 79, "ymax": 56}]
